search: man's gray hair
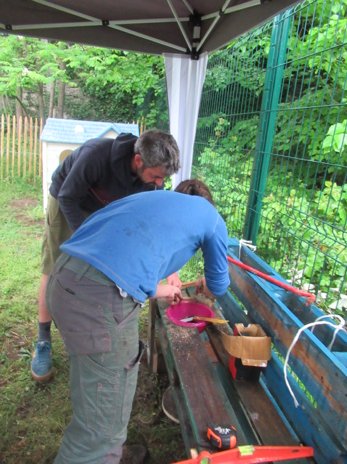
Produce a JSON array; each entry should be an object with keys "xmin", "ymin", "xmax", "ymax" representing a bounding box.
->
[{"xmin": 134, "ymin": 130, "xmax": 180, "ymax": 175}]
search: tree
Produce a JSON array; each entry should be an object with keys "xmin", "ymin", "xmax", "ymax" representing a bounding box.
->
[
  {"xmin": 0, "ymin": 35, "xmax": 71, "ymax": 119},
  {"xmin": 0, "ymin": 34, "xmax": 166, "ymax": 124},
  {"xmin": 65, "ymin": 45, "xmax": 165, "ymax": 123}
]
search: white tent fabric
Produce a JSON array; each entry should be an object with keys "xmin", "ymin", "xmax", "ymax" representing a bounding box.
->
[{"xmin": 164, "ymin": 53, "xmax": 208, "ymax": 188}]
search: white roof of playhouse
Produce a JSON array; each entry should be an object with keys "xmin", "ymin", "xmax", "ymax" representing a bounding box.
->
[{"xmin": 40, "ymin": 118, "xmax": 140, "ymax": 144}]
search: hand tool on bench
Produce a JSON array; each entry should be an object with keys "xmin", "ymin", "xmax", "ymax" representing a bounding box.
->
[
  {"xmin": 226, "ymin": 256, "xmax": 316, "ymax": 304},
  {"xmin": 180, "ymin": 316, "xmax": 228, "ymax": 324},
  {"xmin": 172, "ymin": 444, "xmax": 314, "ymax": 464},
  {"xmin": 181, "ymin": 280, "xmax": 198, "ymax": 289},
  {"xmin": 207, "ymin": 423, "xmax": 237, "ymax": 449}
]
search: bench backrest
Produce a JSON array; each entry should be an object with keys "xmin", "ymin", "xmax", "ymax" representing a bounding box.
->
[{"xmin": 218, "ymin": 238, "xmax": 347, "ymax": 464}]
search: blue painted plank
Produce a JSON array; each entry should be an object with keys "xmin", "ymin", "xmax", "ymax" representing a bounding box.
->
[
  {"xmin": 228, "ymin": 239, "xmax": 347, "ymax": 349},
  {"xmin": 333, "ymin": 352, "xmax": 347, "ymax": 368},
  {"xmin": 216, "ymin": 290, "xmax": 250, "ymax": 327},
  {"xmin": 285, "ymin": 294, "xmax": 347, "ymax": 350},
  {"xmin": 263, "ymin": 352, "xmax": 347, "ymax": 464},
  {"xmin": 225, "ymin": 251, "xmax": 347, "ymax": 449}
]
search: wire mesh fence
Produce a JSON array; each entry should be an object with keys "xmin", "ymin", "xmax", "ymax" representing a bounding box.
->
[{"xmin": 193, "ymin": 0, "xmax": 347, "ymax": 312}]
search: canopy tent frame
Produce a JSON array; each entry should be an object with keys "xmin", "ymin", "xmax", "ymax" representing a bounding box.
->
[{"xmin": 2, "ymin": 0, "xmax": 266, "ymax": 58}]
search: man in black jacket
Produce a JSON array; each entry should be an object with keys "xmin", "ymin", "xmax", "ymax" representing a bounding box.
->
[{"xmin": 31, "ymin": 129, "xmax": 180, "ymax": 384}]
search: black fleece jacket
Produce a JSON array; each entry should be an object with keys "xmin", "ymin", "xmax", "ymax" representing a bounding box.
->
[{"xmin": 49, "ymin": 133, "xmax": 153, "ymax": 231}]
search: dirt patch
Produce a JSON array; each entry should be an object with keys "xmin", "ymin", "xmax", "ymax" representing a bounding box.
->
[
  {"xmin": 11, "ymin": 198, "xmax": 44, "ymax": 227},
  {"xmin": 0, "ymin": 325, "xmax": 33, "ymax": 364},
  {"xmin": 12, "ymin": 199, "xmax": 38, "ymax": 209}
]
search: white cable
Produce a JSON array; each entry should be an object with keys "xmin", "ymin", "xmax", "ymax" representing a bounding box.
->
[
  {"xmin": 311, "ymin": 314, "xmax": 345, "ymax": 350},
  {"xmin": 239, "ymin": 239, "xmax": 257, "ymax": 259},
  {"xmin": 283, "ymin": 314, "xmax": 345, "ymax": 408}
]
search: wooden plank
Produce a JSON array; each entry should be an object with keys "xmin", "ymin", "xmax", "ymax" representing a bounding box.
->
[
  {"xmin": 11, "ymin": 115, "xmax": 15, "ymax": 177},
  {"xmin": 215, "ymin": 287, "xmax": 346, "ymax": 463},
  {"xmin": 205, "ymin": 323, "xmax": 305, "ymax": 450},
  {"xmin": 39, "ymin": 117, "xmax": 43, "ymax": 178},
  {"xmin": 29, "ymin": 117, "xmax": 33, "ymax": 177},
  {"xmin": 226, "ymin": 253, "xmax": 347, "ymax": 450},
  {"xmin": 229, "ymin": 238, "xmax": 347, "ymax": 349},
  {"xmin": 333, "ymin": 352, "xmax": 347, "ymax": 368},
  {"xmin": 215, "ymin": 291, "xmax": 250, "ymax": 327},
  {"xmin": 23, "ymin": 116, "xmax": 28, "ymax": 176},
  {"xmin": 264, "ymin": 352, "xmax": 347, "ymax": 464},
  {"xmin": 0, "ymin": 114, "xmax": 4, "ymax": 180},
  {"xmin": 33, "ymin": 118, "xmax": 38, "ymax": 183},
  {"xmin": 170, "ymin": 384, "xmax": 196, "ymax": 454},
  {"xmin": 203, "ymin": 340, "xmax": 219, "ymax": 363},
  {"xmin": 156, "ymin": 300, "xmax": 259, "ymax": 450},
  {"xmin": 17, "ymin": 116, "xmax": 22, "ymax": 176},
  {"xmin": 285, "ymin": 294, "xmax": 347, "ymax": 350}
]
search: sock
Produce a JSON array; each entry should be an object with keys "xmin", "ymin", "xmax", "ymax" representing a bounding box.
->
[{"xmin": 38, "ymin": 321, "xmax": 52, "ymax": 344}]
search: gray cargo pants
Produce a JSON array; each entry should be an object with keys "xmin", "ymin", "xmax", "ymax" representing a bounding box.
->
[{"xmin": 46, "ymin": 252, "xmax": 144, "ymax": 464}]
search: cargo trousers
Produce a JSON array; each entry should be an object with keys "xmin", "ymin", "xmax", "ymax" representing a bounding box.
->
[{"xmin": 46, "ymin": 252, "xmax": 145, "ymax": 464}]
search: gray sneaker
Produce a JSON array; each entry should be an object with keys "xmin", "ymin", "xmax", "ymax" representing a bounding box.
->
[
  {"xmin": 120, "ymin": 445, "xmax": 149, "ymax": 464},
  {"xmin": 31, "ymin": 341, "xmax": 54, "ymax": 382}
]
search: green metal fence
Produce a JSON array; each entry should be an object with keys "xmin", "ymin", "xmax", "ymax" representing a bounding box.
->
[{"xmin": 193, "ymin": 0, "xmax": 347, "ymax": 312}]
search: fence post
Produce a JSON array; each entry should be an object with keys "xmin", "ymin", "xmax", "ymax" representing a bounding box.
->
[
  {"xmin": 29, "ymin": 117, "xmax": 33, "ymax": 178},
  {"xmin": 23, "ymin": 117, "xmax": 28, "ymax": 177},
  {"xmin": 0, "ymin": 114, "xmax": 4, "ymax": 180},
  {"xmin": 39, "ymin": 118, "xmax": 43, "ymax": 178},
  {"xmin": 33, "ymin": 118, "xmax": 38, "ymax": 184},
  {"xmin": 18, "ymin": 116, "xmax": 22, "ymax": 176},
  {"xmin": 11, "ymin": 115, "xmax": 16, "ymax": 179},
  {"xmin": 243, "ymin": 12, "xmax": 291, "ymax": 244},
  {"xmin": 6, "ymin": 115, "xmax": 10, "ymax": 178}
]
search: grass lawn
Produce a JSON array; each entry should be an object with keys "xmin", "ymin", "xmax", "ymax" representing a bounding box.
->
[{"xmin": 0, "ymin": 178, "xmax": 185, "ymax": 464}]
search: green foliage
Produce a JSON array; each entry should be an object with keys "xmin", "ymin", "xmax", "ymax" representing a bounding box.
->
[
  {"xmin": 321, "ymin": 120, "xmax": 347, "ymax": 176},
  {"xmin": 65, "ymin": 83, "xmax": 136, "ymax": 122},
  {"xmin": 193, "ymin": 0, "xmax": 347, "ymax": 310},
  {"xmin": 258, "ymin": 181, "xmax": 347, "ymax": 297},
  {"xmin": 0, "ymin": 35, "xmax": 166, "ymax": 123},
  {"xmin": 179, "ymin": 251, "xmax": 204, "ymax": 283},
  {"xmin": 62, "ymin": 46, "xmax": 166, "ymax": 124}
]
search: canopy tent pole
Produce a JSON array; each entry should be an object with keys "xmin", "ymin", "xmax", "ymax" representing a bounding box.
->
[{"xmin": 164, "ymin": 53, "xmax": 208, "ymax": 189}]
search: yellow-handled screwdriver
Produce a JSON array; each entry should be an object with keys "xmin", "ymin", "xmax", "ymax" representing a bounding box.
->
[{"xmin": 180, "ymin": 316, "xmax": 228, "ymax": 324}]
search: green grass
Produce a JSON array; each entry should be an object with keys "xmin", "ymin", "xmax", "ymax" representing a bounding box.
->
[{"xmin": 0, "ymin": 177, "xmax": 185, "ymax": 464}]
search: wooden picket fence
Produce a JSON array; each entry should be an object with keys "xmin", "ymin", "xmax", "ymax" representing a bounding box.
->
[
  {"xmin": 0, "ymin": 114, "xmax": 43, "ymax": 184},
  {"xmin": 0, "ymin": 115, "xmax": 146, "ymax": 184}
]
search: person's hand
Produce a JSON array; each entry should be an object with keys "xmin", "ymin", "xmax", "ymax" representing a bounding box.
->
[
  {"xmin": 166, "ymin": 272, "xmax": 182, "ymax": 288},
  {"xmin": 195, "ymin": 277, "xmax": 215, "ymax": 299},
  {"xmin": 195, "ymin": 277, "xmax": 205, "ymax": 295},
  {"xmin": 154, "ymin": 283, "xmax": 182, "ymax": 305}
]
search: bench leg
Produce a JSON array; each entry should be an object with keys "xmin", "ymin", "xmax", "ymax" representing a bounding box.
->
[{"xmin": 147, "ymin": 299, "xmax": 157, "ymax": 373}]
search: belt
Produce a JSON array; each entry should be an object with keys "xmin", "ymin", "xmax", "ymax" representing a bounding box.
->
[{"xmin": 56, "ymin": 252, "xmax": 116, "ymax": 286}]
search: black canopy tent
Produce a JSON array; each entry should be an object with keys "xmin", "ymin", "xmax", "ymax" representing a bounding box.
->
[{"xmin": 0, "ymin": 0, "xmax": 302, "ymax": 185}]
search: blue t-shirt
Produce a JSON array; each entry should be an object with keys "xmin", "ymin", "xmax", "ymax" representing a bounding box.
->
[{"xmin": 61, "ymin": 190, "xmax": 230, "ymax": 303}]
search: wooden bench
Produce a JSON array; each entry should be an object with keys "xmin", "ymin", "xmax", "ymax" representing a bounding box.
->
[{"xmin": 148, "ymin": 238, "xmax": 347, "ymax": 464}]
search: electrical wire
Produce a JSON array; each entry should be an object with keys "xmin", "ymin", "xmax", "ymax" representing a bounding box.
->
[{"xmin": 283, "ymin": 314, "xmax": 345, "ymax": 408}]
